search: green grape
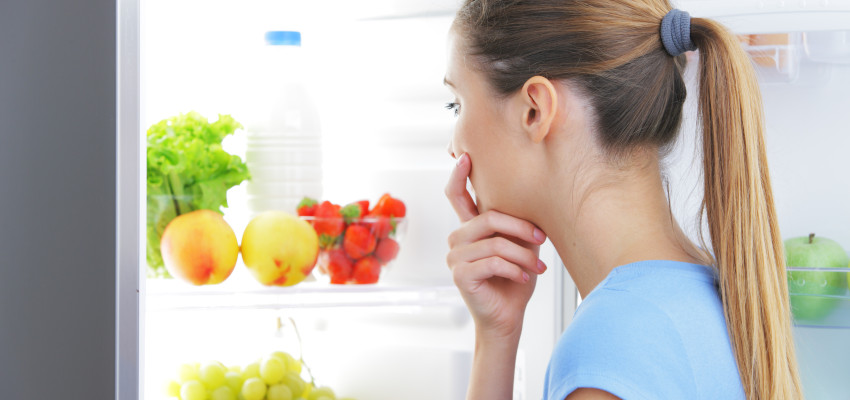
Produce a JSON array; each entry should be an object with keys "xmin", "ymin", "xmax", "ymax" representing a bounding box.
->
[
  {"xmin": 164, "ymin": 380, "xmax": 181, "ymax": 397},
  {"xmin": 225, "ymin": 371, "xmax": 243, "ymax": 394},
  {"xmin": 271, "ymin": 351, "xmax": 301, "ymax": 373},
  {"xmin": 281, "ymin": 371, "xmax": 306, "ymax": 398},
  {"xmin": 270, "ymin": 351, "xmax": 290, "ymax": 363},
  {"xmin": 267, "ymin": 383, "xmax": 294, "ymax": 400},
  {"xmin": 228, "ymin": 365, "xmax": 242, "ymax": 374},
  {"xmin": 178, "ymin": 363, "xmax": 200, "ymax": 383},
  {"xmin": 308, "ymin": 386, "xmax": 336, "ymax": 400},
  {"xmin": 241, "ymin": 362, "xmax": 260, "ymax": 381},
  {"xmin": 260, "ymin": 356, "xmax": 286, "ymax": 385},
  {"xmin": 180, "ymin": 380, "xmax": 207, "ymax": 400},
  {"xmin": 211, "ymin": 385, "xmax": 237, "ymax": 400},
  {"xmin": 316, "ymin": 397, "xmax": 333, "ymax": 400},
  {"xmin": 241, "ymin": 377, "xmax": 267, "ymax": 400},
  {"xmin": 200, "ymin": 362, "xmax": 227, "ymax": 389}
]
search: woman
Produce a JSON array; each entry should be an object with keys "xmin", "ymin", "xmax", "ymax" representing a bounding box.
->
[{"xmin": 443, "ymin": 1, "xmax": 804, "ymax": 399}]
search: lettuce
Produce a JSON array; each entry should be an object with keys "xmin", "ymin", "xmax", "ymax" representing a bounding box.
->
[{"xmin": 146, "ymin": 112, "xmax": 250, "ymax": 278}]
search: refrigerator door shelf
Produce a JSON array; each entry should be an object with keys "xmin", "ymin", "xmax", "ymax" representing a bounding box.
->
[
  {"xmin": 741, "ymin": 32, "xmax": 803, "ymax": 83},
  {"xmin": 787, "ymin": 264, "xmax": 850, "ymax": 330},
  {"xmin": 145, "ymin": 277, "xmax": 464, "ymax": 312}
]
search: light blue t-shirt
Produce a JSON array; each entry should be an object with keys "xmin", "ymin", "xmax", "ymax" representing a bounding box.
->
[{"xmin": 543, "ymin": 260, "xmax": 745, "ymax": 400}]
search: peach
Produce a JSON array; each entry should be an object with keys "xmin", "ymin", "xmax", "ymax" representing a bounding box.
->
[
  {"xmin": 241, "ymin": 211, "xmax": 319, "ymax": 286},
  {"xmin": 160, "ymin": 209, "xmax": 239, "ymax": 285}
]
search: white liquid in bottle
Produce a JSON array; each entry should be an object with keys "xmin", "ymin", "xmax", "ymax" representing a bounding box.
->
[{"xmin": 244, "ymin": 31, "xmax": 322, "ymax": 217}]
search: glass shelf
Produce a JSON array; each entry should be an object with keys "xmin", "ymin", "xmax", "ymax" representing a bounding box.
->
[
  {"xmin": 145, "ymin": 278, "xmax": 463, "ymax": 312},
  {"xmin": 787, "ymin": 266, "xmax": 850, "ymax": 329}
]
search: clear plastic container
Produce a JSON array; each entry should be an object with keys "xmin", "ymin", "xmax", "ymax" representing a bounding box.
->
[
  {"xmin": 739, "ymin": 33, "xmax": 803, "ymax": 83},
  {"xmin": 244, "ymin": 31, "xmax": 323, "ymax": 217}
]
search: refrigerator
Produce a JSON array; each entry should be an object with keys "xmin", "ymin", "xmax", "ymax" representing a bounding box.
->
[{"xmin": 0, "ymin": 0, "xmax": 847, "ymax": 400}]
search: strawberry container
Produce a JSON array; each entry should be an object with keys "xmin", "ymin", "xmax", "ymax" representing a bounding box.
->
[{"xmin": 299, "ymin": 216, "xmax": 407, "ymax": 284}]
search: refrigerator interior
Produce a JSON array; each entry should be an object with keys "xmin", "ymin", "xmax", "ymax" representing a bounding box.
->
[
  {"xmin": 140, "ymin": 1, "xmax": 850, "ymax": 399},
  {"xmin": 140, "ymin": 1, "xmax": 565, "ymax": 399}
]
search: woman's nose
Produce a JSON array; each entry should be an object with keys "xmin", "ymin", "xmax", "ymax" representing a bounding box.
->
[{"xmin": 447, "ymin": 142, "xmax": 456, "ymax": 159}]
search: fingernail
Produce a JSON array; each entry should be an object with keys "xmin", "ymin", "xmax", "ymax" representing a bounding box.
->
[
  {"xmin": 537, "ymin": 259, "xmax": 546, "ymax": 273},
  {"xmin": 522, "ymin": 271, "xmax": 530, "ymax": 282},
  {"xmin": 533, "ymin": 228, "xmax": 546, "ymax": 243},
  {"xmin": 456, "ymin": 153, "xmax": 466, "ymax": 167}
]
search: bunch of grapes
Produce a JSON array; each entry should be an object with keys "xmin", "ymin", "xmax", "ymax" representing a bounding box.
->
[{"xmin": 164, "ymin": 351, "xmax": 353, "ymax": 400}]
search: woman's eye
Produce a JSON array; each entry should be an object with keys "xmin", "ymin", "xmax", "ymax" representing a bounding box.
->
[{"xmin": 444, "ymin": 102, "xmax": 460, "ymax": 117}]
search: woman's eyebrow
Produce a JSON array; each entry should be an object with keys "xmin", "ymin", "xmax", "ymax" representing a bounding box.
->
[{"xmin": 443, "ymin": 77, "xmax": 456, "ymax": 87}]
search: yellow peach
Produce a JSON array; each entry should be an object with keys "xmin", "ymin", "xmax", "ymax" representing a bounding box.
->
[
  {"xmin": 160, "ymin": 209, "xmax": 239, "ymax": 285},
  {"xmin": 241, "ymin": 211, "xmax": 319, "ymax": 286}
]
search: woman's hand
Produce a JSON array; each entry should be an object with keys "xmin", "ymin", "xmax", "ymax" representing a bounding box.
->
[{"xmin": 445, "ymin": 153, "xmax": 547, "ymax": 340}]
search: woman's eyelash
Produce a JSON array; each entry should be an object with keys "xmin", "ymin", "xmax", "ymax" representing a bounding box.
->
[{"xmin": 445, "ymin": 102, "xmax": 460, "ymax": 116}]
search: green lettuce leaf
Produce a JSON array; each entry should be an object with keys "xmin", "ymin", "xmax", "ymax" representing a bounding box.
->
[{"xmin": 145, "ymin": 112, "xmax": 251, "ymax": 278}]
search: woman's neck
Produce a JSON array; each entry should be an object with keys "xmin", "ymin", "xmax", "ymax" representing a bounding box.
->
[{"xmin": 531, "ymin": 159, "xmax": 707, "ymax": 299}]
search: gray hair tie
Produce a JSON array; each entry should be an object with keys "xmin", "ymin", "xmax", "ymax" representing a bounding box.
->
[{"xmin": 660, "ymin": 9, "xmax": 696, "ymax": 56}]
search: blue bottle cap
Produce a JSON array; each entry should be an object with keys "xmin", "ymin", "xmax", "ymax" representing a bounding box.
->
[{"xmin": 265, "ymin": 31, "xmax": 301, "ymax": 46}]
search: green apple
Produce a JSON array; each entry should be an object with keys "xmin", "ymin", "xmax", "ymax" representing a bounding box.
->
[{"xmin": 785, "ymin": 233, "xmax": 849, "ymax": 322}]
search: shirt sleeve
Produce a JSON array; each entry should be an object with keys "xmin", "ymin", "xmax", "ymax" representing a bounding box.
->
[{"xmin": 544, "ymin": 289, "xmax": 698, "ymax": 400}]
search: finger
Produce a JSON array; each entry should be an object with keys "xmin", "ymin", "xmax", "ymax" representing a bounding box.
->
[
  {"xmin": 448, "ymin": 209, "xmax": 546, "ymax": 248},
  {"xmin": 454, "ymin": 257, "xmax": 530, "ymax": 285},
  {"xmin": 444, "ymin": 153, "xmax": 479, "ymax": 223},
  {"xmin": 450, "ymin": 236, "xmax": 546, "ymax": 275}
]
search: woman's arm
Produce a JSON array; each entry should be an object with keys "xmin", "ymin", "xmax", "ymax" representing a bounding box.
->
[
  {"xmin": 467, "ymin": 329, "xmax": 522, "ymax": 399},
  {"xmin": 566, "ymin": 388, "xmax": 621, "ymax": 400}
]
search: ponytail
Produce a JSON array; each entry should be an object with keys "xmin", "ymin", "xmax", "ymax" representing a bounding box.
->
[{"xmin": 690, "ymin": 18, "xmax": 804, "ymax": 399}]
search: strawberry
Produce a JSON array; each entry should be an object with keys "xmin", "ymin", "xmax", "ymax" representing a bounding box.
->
[
  {"xmin": 326, "ymin": 248, "xmax": 353, "ymax": 284},
  {"xmin": 348, "ymin": 200, "xmax": 370, "ymax": 217},
  {"xmin": 370, "ymin": 193, "xmax": 406, "ymax": 218},
  {"xmin": 366, "ymin": 216, "xmax": 392, "ymax": 239},
  {"xmin": 374, "ymin": 237, "xmax": 400, "ymax": 265},
  {"xmin": 296, "ymin": 197, "xmax": 318, "ymax": 217},
  {"xmin": 352, "ymin": 256, "xmax": 381, "ymax": 284},
  {"xmin": 340, "ymin": 203, "xmax": 362, "ymax": 225},
  {"xmin": 343, "ymin": 224, "xmax": 377, "ymax": 260},
  {"xmin": 313, "ymin": 201, "xmax": 344, "ymax": 248},
  {"xmin": 367, "ymin": 193, "xmax": 389, "ymax": 216}
]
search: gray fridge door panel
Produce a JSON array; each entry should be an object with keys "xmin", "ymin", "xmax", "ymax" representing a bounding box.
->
[{"xmin": 0, "ymin": 0, "xmax": 125, "ymax": 399}]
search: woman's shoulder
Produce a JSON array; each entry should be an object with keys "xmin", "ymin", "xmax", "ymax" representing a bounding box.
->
[
  {"xmin": 563, "ymin": 287, "xmax": 692, "ymax": 358},
  {"xmin": 542, "ymin": 261, "xmax": 744, "ymax": 400},
  {"xmin": 545, "ymin": 290, "xmax": 699, "ymax": 400}
]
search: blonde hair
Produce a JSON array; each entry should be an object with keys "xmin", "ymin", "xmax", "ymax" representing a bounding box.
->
[
  {"xmin": 691, "ymin": 18, "xmax": 803, "ymax": 399},
  {"xmin": 455, "ymin": 1, "xmax": 804, "ymax": 398}
]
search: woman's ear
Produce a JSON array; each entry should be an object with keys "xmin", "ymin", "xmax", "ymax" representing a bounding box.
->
[{"xmin": 518, "ymin": 76, "xmax": 558, "ymax": 143}]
